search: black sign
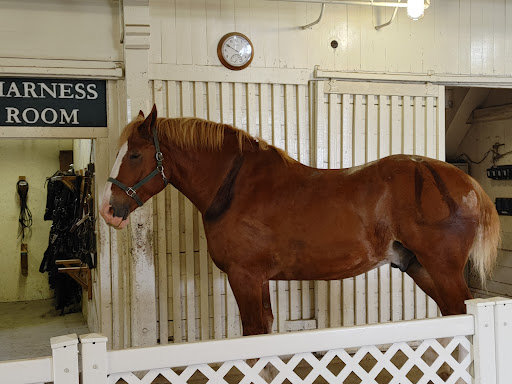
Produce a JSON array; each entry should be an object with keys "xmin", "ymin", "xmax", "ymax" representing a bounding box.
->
[{"xmin": 0, "ymin": 78, "xmax": 107, "ymax": 127}]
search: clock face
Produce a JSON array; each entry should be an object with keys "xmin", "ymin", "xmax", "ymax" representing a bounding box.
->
[{"xmin": 218, "ymin": 33, "xmax": 254, "ymax": 70}]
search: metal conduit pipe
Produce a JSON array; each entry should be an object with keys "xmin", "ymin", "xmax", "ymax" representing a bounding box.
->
[
  {"xmin": 301, "ymin": 3, "xmax": 326, "ymax": 29},
  {"xmin": 374, "ymin": 0, "xmax": 400, "ymax": 30}
]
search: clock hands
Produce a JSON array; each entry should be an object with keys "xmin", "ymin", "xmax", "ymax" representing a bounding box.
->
[{"xmin": 226, "ymin": 44, "xmax": 241, "ymax": 55}]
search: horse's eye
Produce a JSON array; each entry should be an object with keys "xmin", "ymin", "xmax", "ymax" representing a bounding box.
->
[{"xmin": 130, "ymin": 153, "xmax": 141, "ymax": 160}]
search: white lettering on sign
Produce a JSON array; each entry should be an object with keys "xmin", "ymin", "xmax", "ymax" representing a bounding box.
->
[
  {"xmin": 4, "ymin": 107, "xmax": 79, "ymax": 125},
  {"xmin": 23, "ymin": 82, "xmax": 38, "ymax": 98},
  {"xmin": 39, "ymin": 83, "xmax": 57, "ymax": 98},
  {"xmin": 0, "ymin": 81, "xmax": 99, "ymax": 99},
  {"xmin": 0, "ymin": 78, "xmax": 105, "ymax": 127},
  {"xmin": 7, "ymin": 82, "xmax": 21, "ymax": 97},
  {"xmin": 86, "ymin": 84, "xmax": 98, "ymax": 99},
  {"xmin": 75, "ymin": 83, "xmax": 86, "ymax": 100},
  {"xmin": 60, "ymin": 109, "xmax": 79, "ymax": 125},
  {"xmin": 41, "ymin": 108, "xmax": 58, "ymax": 124},
  {"xmin": 22, "ymin": 108, "xmax": 39, "ymax": 124},
  {"xmin": 59, "ymin": 83, "xmax": 74, "ymax": 99},
  {"xmin": 6, "ymin": 107, "xmax": 21, "ymax": 123}
]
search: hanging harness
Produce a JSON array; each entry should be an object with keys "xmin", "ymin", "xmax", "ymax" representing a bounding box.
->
[
  {"xmin": 108, "ymin": 126, "xmax": 168, "ymax": 207},
  {"xmin": 17, "ymin": 179, "xmax": 32, "ymax": 240}
]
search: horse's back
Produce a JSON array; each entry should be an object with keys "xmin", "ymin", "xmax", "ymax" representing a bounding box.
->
[{"xmin": 375, "ymin": 154, "xmax": 479, "ymax": 219}]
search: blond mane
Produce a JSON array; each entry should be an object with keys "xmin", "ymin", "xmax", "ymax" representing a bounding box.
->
[{"xmin": 120, "ymin": 116, "xmax": 292, "ymax": 163}]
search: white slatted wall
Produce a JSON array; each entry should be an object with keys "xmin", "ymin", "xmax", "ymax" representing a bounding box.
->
[
  {"xmin": 152, "ymin": 80, "xmax": 314, "ymax": 343},
  {"xmin": 313, "ymin": 80, "xmax": 444, "ymax": 330},
  {"xmin": 151, "ymin": 79, "xmax": 445, "ymax": 343}
]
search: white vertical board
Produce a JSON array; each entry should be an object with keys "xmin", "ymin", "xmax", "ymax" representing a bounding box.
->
[
  {"xmin": 314, "ymin": 81, "xmax": 328, "ymax": 329},
  {"xmin": 353, "ymin": 94, "xmax": 367, "ymax": 326},
  {"xmin": 341, "ymin": 93, "xmax": 355, "ymax": 327},
  {"xmin": 366, "ymin": 94, "xmax": 379, "ymax": 325},
  {"xmin": 378, "ymin": 94, "xmax": 392, "ymax": 324}
]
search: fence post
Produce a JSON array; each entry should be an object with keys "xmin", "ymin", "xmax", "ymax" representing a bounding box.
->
[
  {"xmin": 80, "ymin": 333, "xmax": 109, "ymax": 384},
  {"xmin": 493, "ymin": 297, "xmax": 512, "ymax": 384},
  {"xmin": 50, "ymin": 333, "xmax": 79, "ymax": 384},
  {"xmin": 465, "ymin": 298, "xmax": 496, "ymax": 384}
]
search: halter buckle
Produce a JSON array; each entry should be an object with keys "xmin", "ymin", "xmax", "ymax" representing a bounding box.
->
[
  {"xmin": 158, "ymin": 165, "xmax": 167, "ymax": 183},
  {"xmin": 126, "ymin": 187, "xmax": 137, "ymax": 198},
  {"xmin": 156, "ymin": 152, "xmax": 164, "ymax": 161}
]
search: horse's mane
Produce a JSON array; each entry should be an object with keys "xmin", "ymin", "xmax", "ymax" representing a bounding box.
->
[{"xmin": 120, "ymin": 116, "xmax": 292, "ymax": 163}]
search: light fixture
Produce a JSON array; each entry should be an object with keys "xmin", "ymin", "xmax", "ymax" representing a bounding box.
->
[
  {"xmin": 267, "ymin": 1, "xmax": 431, "ymax": 29},
  {"xmin": 407, "ymin": 0, "xmax": 425, "ymax": 20}
]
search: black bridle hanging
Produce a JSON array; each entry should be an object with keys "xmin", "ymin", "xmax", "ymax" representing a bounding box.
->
[
  {"xmin": 17, "ymin": 179, "xmax": 32, "ymax": 241},
  {"xmin": 108, "ymin": 126, "xmax": 168, "ymax": 207}
]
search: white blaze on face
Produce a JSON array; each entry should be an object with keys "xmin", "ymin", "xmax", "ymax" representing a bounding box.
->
[{"xmin": 100, "ymin": 142, "xmax": 129, "ymax": 228}]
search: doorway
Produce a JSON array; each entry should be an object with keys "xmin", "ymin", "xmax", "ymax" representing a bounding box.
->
[
  {"xmin": 0, "ymin": 138, "xmax": 95, "ymax": 360},
  {"xmin": 445, "ymin": 86, "xmax": 512, "ymax": 298}
]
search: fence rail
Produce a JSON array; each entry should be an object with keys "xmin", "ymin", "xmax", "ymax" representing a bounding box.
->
[{"xmin": 1, "ymin": 298, "xmax": 511, "ymax": 384}]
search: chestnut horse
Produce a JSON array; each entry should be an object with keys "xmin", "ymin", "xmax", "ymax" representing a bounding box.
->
[{"xmin": 100, "ymin": 105, "xmax": 500, "ymax": 337}]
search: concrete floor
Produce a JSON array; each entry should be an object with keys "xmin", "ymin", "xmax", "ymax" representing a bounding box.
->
[{"xmin": 0, "ymin": 298, "xmax": 89, "ymax": 361}]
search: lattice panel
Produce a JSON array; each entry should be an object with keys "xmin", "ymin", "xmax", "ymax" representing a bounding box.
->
[{"xmin": 107, "ymin": 336, "xmax": 472, "ymax": 384}]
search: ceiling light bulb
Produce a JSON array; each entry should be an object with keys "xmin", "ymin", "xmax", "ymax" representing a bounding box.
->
[{"xmin": 407, "ymin": 0, "xmax": 424, "ymax": 20}]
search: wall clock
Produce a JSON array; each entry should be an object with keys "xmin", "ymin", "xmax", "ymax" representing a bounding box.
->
[{"xmin": 217, "ymin": 32, "xmax": 254, "ymax": 71}]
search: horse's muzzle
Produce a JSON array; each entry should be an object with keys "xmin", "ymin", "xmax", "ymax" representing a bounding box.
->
[{"xmin": 99, "ymin": 200, "xmax": 131, "ymax": 230}]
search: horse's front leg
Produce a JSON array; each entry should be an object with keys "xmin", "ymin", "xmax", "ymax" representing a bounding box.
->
[
  {"xmin": 227, "ymin": 269, "xmax": 268, "ymax": 336},
  {"xmin": 228, "ymin": 271, "xmax": 278, "ymax": 382}
]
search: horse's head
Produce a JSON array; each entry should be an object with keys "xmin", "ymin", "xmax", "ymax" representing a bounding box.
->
[{"xmin": 100, "ymin": 105, "xmax": 168, "ymax": 229}]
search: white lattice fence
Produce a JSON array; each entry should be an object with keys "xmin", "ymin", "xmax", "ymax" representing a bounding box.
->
[{"xmin": 106, "ymin": 335, "xmax": 472, "ymax": 384}]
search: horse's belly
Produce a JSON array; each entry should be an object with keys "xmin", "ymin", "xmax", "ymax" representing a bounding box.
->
[{"xmin": 270, "ymin": 244, "xmax": 385, "ymax": 281}]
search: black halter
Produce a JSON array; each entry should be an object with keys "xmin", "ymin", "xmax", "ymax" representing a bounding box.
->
[{"xmin": 108, "ymin": 126, "xmax": 168, "ymax": 207}]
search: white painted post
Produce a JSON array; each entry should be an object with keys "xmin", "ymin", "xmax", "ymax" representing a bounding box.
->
[
  {"xmin": 123, "ymin": 0, "xmax": 158, "ymax": 347},
  {"xmin": 493, "ymin": 297, "xmax": 512, "ymax": 384},
  {"xmin": 80, "ymin": 333, "xmax": 108, "ymax": 384},
  {"xmin": 50, "ymin": 334, "xmax": 79, "ymax": 384},
  {"xmin": 465, "ymin": 298, "xmax": 497, "ymax": 384}
]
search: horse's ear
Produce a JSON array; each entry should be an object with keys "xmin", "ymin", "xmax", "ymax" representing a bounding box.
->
[
  {"xmin": 138, "ymin": 105, "xmax": 158, "ymax": 139},
  {"xmin": 138, "ymin": 110, "xmax": 145, "ymax": 118}
]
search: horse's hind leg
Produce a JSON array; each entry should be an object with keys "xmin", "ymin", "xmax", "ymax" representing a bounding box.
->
[
  {"xmin": 405, "ymin": 258, "xmax": 445, "ymax": 310},
  {"xmin": 262, "ymin": 281, "xmax": 274, "ymax": 333},
  {"xmin": 406, "ymin": 256, "xmax": 470, "ymax": 382},
  {"xmin": 414, "ymin": 252, "xmax": 472, "ymax": 316}
]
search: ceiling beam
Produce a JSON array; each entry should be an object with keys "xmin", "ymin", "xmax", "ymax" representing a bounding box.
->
[{"xmin": 468, "ymin": 103, "xmax": 512, "ymax": 124}]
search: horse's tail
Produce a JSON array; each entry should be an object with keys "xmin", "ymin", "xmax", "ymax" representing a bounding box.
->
[{"xmin": 470, "ymin": 180, "xmax": 501, "ymax": 287}]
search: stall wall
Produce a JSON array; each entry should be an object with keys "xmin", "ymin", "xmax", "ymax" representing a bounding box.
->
[
  {"xmin": 0, "ymin": 139, "xmax": 73, "ymax": 302},
  {"xmin": 150, "ymin": 0, "xmax": 512, "ymax": 76},
  {"xmin": 458, "ymin": 89, "xmax": 512, "ymax": 298},
  {"xmin": 150, "ymin": 79, "xmax": 444, "ymax": 342}
]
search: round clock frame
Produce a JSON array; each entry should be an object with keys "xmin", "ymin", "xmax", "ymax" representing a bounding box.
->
[{"xmin": 217, "ymin": 32, "xmax": 254, "ymax": 71}]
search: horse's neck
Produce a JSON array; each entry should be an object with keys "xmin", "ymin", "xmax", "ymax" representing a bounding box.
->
[{"xmin": 163, "ymin": 142, "xmax": 240, "ymax": 214}]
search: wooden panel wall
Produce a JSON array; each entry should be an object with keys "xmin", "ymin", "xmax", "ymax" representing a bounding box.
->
[
  {"xmin": 152, "ymin": 80, "xmax": 313, "ymax": 342},
  {"xmin": 151, "ymin": 79, "xmax": 445, "ymax": 342},
  {"xmin": 313, "ymin": 81, "xmax": 443, "ymax": 328},
  {"xmin": 150, "ymin": 0, "xmax": 512, "ymax": 77}
]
